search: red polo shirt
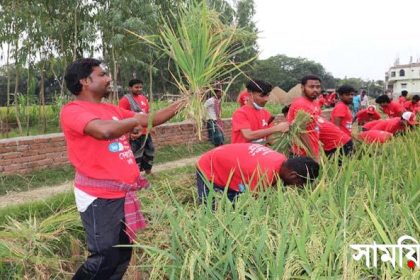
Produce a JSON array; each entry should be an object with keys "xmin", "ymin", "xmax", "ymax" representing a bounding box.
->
[
  {"xmin": 381, "ymin": 101, "xmax": 404, "ymax": 118},
  {"xmin": 363, "ymin": 119, "xmax": 386, "ymax": 131},
  {"xmin": 317, "ymin": 117, "xmax": 351, "ymax": 152},
  {"xmin": 404, "ymin": 100, "xmax": 420, "ymax": 113},
  {"xmin": 119, "ymin": 94, "xmax": 150, "ymax": 134},
  {"xmin": 359, "ymin": 130, "xmax": 393, "ymax": 144},
  {"xmin": 331, "ymin": 101, "xmax": 353, "ymax": 136},
  {"xmin": 369, "ymin": 117, "xmax": 405, "ymax": 135},
  {"xmin": 197, "ymin": 143, "xmax": 287, "ymax": 192},
  {"xmin": 398, "ymin": 96, "xmax": 406, "ymax": 105},
  {"xmin": 238, "ymin": 90, "xmax": 251, "ymax": 107},
  {"xmin": 60, "ymin": 100, "xmax": 139, "ymax": 198},
  {"xmin": 231, "ymin": 105, "xmax": 273, "ymax": 144},
  {"xmin": 355, "ymin": 108, "xmax": 381, "ymax": 125},
  {"xmin": 287, "ymin": 96, "xmax": 320, "ymax": 157}
]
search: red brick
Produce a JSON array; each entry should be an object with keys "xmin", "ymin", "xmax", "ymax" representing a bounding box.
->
[{"xmin": 2, "ymin": 152, "xmax": 22, "ymax": 159}]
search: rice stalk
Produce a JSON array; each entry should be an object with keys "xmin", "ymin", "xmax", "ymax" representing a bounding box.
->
[{"xmin": 271, "ymin": 110, "xmax": 313, "ymax": 156}]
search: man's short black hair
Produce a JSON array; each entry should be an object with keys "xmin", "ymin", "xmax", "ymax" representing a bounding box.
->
[
  {"xmin": 401, "ymin": 90, "xmax": 408, "ymax": 97},
  {"xmin": 337, "ymin": 85, "xmax": 355, "ymax": 95},
  {"xmin": 375, "ymin": 94, "xmax": 391, "ymax": 104},
  {"xmin": 281, "ymin": 105, "xmax": 290, "ymax": 117},
  {"xmin": 284, "ymin": 156, "xmax": 320, "ymax": 182},
  {"xmin": 412, "ymin": 95, "xmax": 420, "ymax": 102},
  {"xmin": 129, "ymin": 79, "xmax": 144, "ymax": 87},
  {"xmin": 301, "ymin": 75, "xmax": 321, "ymax": 86},
  {"xmin": 65, "ymin": 58, "xmax": 102, "ymax": 95},
  {"xmin": 246, "ymin": 79, "xmax": 273, "ymax": 96}
]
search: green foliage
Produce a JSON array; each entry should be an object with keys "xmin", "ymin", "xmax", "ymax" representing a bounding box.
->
[
  {"xmin": 251, "ymin": 54, "xmax": 336, "ymax": 91},
  {"xmin": 1, "ymin": 129, "xmax": 419, "ymax": 278},
  {"xmin": 129, "ymin": 0, "xmax": 256, "ymax": 137},
  {"xmin": 0, "ymin": 165, "xmax": 75, "ymax": 196},
  {"xmin": 133, "ymin": 129, "xmax": 420, "ymax": 279}
]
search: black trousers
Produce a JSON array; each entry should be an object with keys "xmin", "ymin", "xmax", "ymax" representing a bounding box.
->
[
  {"xmin": 131, "ymin": 135, "xmax": 155, "ymax": 171},
  {"xmin": 73, "ymin": 198, "xmax": 132, "ymax": 280},
  {"xmin": 196, "ymin": 170, "xmax": 240, "ymax": 205}
]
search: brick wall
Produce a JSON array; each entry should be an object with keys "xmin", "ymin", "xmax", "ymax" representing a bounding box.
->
[
  {"xmin": 0, "ymin": 119, "xmax": 232, "ymax": 175},
  {"xmin": 0, "ymin": 110, "xmax": 331, "ymax": 175}
]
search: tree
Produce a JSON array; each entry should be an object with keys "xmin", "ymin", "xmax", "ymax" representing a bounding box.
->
[{"xmin": 251, "ymin": 55, "xmax": 336, "ymax": 91}]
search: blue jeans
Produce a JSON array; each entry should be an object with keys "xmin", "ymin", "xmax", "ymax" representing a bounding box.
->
[
  {"xmin": 196, "ymin": 170, "xmax": 240, "ymax": 205},
  {"xmin": 131, "ymin": 135, "xmax": 154, "ymax": 171},
  {"xmin": 206, "ymin": 120, "xmax": 224, "ymax": 147},
  {"xmin": 73, "ymin": 198, "xmax": 132, "ymax": 280}
]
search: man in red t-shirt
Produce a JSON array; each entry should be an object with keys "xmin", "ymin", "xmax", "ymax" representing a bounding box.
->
[
  {"xmin": 326, "ymin": 91, "xmax": 337, "ymax": 107},
  {"xmin": 283, "ymin": 106, "xmax": 353, "ymax": 159},
  {"xmin": 119, "ymin": 79, "xmax": 155, "ymax": 175},
  {"xmin": 317, "ymin": 91, "xmax": 327, "ymax": 108},
  {"xmin": 237, "ymin": 89, "xmax": 251, "ymax": 107},
  {"xmin": 366, "ymin": 112, "xmax": 418, "ymax": 135},
  {"xmin": 398, "ymin": 90, "xmax": 408, "ymax": 105},
  {"xmin": 317, "ymin": 117, "xmax": 353, "ymax": 158},
  {"xmin": 196, "ymin": 143, "xmax": 319, "ymax": 203},
  {"xmin": 287, "ymin": 75, "xmax": 322, "ymax": 159},
  {"xmin": 404, "ymin": 95, "xmax": 420, "ymax": 113},
  {"xmin": 61, "ymin": 58, "xmax": 185, "ymax": 280},
  {"xmin": 231, "ymin": 79, "xmax": 289, "ymax": 144},
  {"xmin": 359, "ymin": 130, "xmax": 393, "ymax": 144},
  {"xmin": 375, "ymin": 94, "xmax": 404, "ymax": 118},
  {"xmin": 355, "ymin": 105, "xmax": 381, "ymax": 126},
  {"xmin": 331, "ymin": 85, "xmax": 354, "ymax": 136}
]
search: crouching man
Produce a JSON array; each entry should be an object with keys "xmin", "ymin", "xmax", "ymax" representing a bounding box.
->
[{"xmin": 196, "ymin": 143, "xmax": 319, "ymax": 204}]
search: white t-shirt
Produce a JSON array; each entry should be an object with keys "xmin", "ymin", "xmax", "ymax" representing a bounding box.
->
[
  {"xmin": 204, "ymin": 97, "xmax": 218, "ymax": 120},
  {"xmin": 74, "ymin": 187, "xmax": 97, "ymax": 212},
  {"xmin": 361, "ymin": 95, "xmax": 369, "ymax": 106}
]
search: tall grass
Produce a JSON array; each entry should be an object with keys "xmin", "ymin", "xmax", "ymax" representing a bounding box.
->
[
  {"xmin": 131, "ymin": 128, "xmax": 419, "ymax": 279},
  {"xmin": 1, "ymin": 130, "xmax": 419, "ymax": 278}
]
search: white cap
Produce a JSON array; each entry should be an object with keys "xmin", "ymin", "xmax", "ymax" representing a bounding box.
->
[{"xmin": 402, "ymin": 111, "xmax": 418, "ymax": 125}]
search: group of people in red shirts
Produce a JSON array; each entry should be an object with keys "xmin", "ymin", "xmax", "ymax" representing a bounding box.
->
[
  {"xmin": 60, "ymin": 58, "xmax": 418, "ymax": 279},
  {"xmin": 197, "ymin": 75, "xmax": 419, "ymax": 206}
]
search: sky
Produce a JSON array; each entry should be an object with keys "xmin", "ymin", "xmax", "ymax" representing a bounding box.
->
[{"xmin": 254, "ymin": 0, "xmax": 420, "ymax": 81}]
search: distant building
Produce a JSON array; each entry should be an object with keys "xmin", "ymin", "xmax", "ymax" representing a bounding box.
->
[{"xmin": 385, "ymin": 61, "xmax": 420, "ymax": 96}]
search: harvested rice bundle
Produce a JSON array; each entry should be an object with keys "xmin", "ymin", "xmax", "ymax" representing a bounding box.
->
[{"xmin": 271, "ymin": 110, "xmax": 314, "ymax": 156}]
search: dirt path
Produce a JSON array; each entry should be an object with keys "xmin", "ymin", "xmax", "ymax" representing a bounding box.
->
[{"xmin": 0, "ymin": 156, "xmax": 199, "ymax": 209}]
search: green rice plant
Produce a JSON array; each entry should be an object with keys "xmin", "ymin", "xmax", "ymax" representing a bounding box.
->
[
  {"xmin": 126, "ymin": 0, "xmax": 255, "ymax": 138},
  {"xmin": 1, "ymin": 128, "xmax": 419, "ymax": 279},
  {"xmin": 129, "ymin": 127, "xmax": 419, "ymax": 279}
]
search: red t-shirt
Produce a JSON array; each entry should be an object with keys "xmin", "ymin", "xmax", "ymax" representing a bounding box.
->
[
  {"xmin": 317, "ymin": 117, "xmax": 351, "ymax": 151},
  {"xmin": 60, "ymin": 100, "xmax": 139, "ymax": 198},
  {"xmin": 119, "ymin": 94, "xmax": 150, "ymax": 134},
  {"xmin": 369, "ymin": 117, "xmax": 405, "ymax": 134},
  {"xmin": 381, "ymin": 101, "xmax": 404, "ymax": 118},
  {"xmin": 331, "ymin": 101, "xmax": 353, "ymax": 136},
  {"xmin": 318, "ymin": 95, "xmax": 327, "ymax": 108},
  {"xmin": 355, "ymin": 108, "xmax": 381, "ymax": 125},
  {"xmin": 287, "ymin": 97, "xmax": 320, "ymax": 157},
  {"xmin": 231, "ymin": 105, "xmax": 273, "ymax": 144},
  {"xmin": 197, "ymin": 143, "xmax": 286, "ymax": 192},
  {"xmin": 363, "ymin": 119, "xmax": 385, "ymax": 131},
  {"xmin": 404, "ymin": 100, "xmax": 420, "ymax": 113},
  {"xmin": 326, "ymin": 93, "xmax": 337, "ymax": 106},
  {"xmin": 398, "ymin": 96, "xmax": 406, "ymax": 105},
  {"xmin": 238, "ymin": 90, "xmax": 251, "ymax": 107},
  {"xmin": 359, "ymin": 130, "xmax": 393, "ymax": 144}
]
